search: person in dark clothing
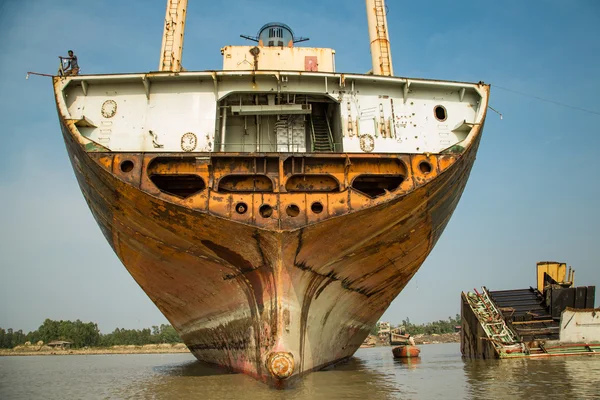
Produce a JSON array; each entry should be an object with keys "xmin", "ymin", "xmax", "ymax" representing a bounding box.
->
[{"xmin": 60, "ymin": 50, "xmax": 79, "ymax": 76}]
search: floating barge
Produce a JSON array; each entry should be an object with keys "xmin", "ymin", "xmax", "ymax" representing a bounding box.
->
[{"xmin": 461, "ymin": 262, "xmax": 599, "ymax": 358}]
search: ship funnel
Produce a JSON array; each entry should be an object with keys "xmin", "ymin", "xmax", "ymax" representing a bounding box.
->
[
  {"xmin": 365, "ymin": 0, "xmax": 394, "ymax": 76},
  {"xmin": 159, "ymin": 0, "xmax": 187, "ymax": 72}
]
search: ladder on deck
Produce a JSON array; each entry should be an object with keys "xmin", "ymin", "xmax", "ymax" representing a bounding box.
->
[
  {"xmin": 159, "ymin": 0, "xmax": 187, "ymax": 72},
  {"xmin": 373, "ymin": 0, "xmax": 393, "ymax": 76},
  {"xmin": 311, "ymin": 114, "xmax": 334, "ymax": 152},
  {"xmin": 466, "ymin": 289, "xmax": 520, "ymax": 346}
]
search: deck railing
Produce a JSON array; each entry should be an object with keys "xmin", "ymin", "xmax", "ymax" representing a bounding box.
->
[{"xmin": 216, "ymin": 143, "xmax": 343, "ymax": 153}]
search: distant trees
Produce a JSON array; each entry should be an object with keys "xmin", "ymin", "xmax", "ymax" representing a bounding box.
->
[
  {"xmin": 99, "ymin": 324, "xmax": 180, "ymax": 346},
  {"xmin": 0, "ymin": 328, "xmax": 27, "ymax": 349},
  {"xmin": 398, "ymin": 314, "xmax": 461, "ymax": 335},
  {"xmin": 0, "ymin": 320, "xmax": 182, "ymax": 349},
  {"xmin": 31, "ymin": 319, "xmax": 101, "ymax": 348}
]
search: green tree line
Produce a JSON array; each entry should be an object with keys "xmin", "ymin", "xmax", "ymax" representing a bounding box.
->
[
  {"xmin": 400, "ymin": 314, "xmax": 461, "ymax": 335},
  {"xmin": 0, "ymin": 319, "xmax": 181, "ymax": 349},
  {"xmin": 371, "ymin": 314, "xmax": 462, "ymax": 336}
]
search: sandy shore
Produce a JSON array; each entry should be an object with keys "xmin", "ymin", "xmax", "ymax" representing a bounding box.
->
[
  {"xmin": 0, "ymin": 343, "xmax": 191, "ymax": 357},
  {"xmin": 3, "ymin": 333, "xmax": 461, "ymax": 356}
]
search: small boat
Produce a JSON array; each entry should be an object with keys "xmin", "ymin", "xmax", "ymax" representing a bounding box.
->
[
  {"xmin": 390, "ymin": 332, "xmax": 411, "ymax": 346},
  {"xmin": 392, "ymin": 345, "xmax": 421, "ymax": 358}
]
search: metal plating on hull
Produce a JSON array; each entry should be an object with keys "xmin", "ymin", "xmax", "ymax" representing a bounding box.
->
[{"xmin": 52, "ymin": 0, "xmax": 489, "ymax": 387}]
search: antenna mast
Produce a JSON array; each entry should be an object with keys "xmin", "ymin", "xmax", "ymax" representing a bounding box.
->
[
  {"xmin": 159, "ymin": 0, "xmax": 187, "ymax": 72},
  {"xmin": 365, "ymin": 0, "xmax": 394, "ymax": 76}
]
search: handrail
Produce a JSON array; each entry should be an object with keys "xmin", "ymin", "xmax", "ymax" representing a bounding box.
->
[
  {"xmin": 214, "ymin": 142, "xmax": 344, "ymax": 153},
  {"xmin": 324, "ymin": 113, "xmax": 334, "ymax": 151},
  {"xmin": 309, "ymin": 115, "xmax": 317, "ymax": 152},
  {"xmin": 219, "ymin": 143, "xmax": 305, "ymax": 153},
  {"xmin": 58, "ymin": 57, "xmax": 65, "ymax": 76}
]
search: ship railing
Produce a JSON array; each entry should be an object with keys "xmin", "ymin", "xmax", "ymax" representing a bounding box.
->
[
  {"xmin": 216, "ymin": 143, "xmax": 344, "ymax": 153},
  {"xmin": 57, "ymin": 58, "xmax": 65, "ymax": 76},
  {"xmin": 309, "ymin": 116, "xmax": 317, "ymax": 152}
]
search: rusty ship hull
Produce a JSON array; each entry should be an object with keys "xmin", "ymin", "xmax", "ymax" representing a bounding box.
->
[{"xmin": 54, "ymin": 70, "xmax": 486, "ymax": 385}]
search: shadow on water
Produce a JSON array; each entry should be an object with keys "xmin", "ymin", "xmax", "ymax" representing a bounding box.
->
[
  {"xmin": 152, "ymin": 358, "xmax": 233, "ymax": 377},
  {"xmin": 141, "ymin": 354, "xmax": 403, "ymax": 399}
]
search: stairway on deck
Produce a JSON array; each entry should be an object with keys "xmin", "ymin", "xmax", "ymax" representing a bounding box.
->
[
  {"xmin": 311, "ymin": 115, "xmax": 333, "ymax": 152},
  {"xmin": 489, "ymin": 288, "xmax": 560, "ymax": 342}
]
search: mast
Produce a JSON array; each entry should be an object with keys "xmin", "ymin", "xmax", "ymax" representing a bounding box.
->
[
  {"xmin": 365, "ymin": 0, "xmax": 394, "ymax": 76},
  {"xmin": 159, "ymin": 0, "xmax": 187, "ymax": 72}
]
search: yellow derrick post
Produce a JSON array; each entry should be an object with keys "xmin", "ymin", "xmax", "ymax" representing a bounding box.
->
[
  {"xmin": 159, "ymin": 0, "xmax": 187, "ymax": 72},
  {"xmin": 536, "ymin": 261, "xmax": 571, "ymax": 292},
  {"xmin": 365, "ymin": 0, "xmax": 394, "ymax": 76}
]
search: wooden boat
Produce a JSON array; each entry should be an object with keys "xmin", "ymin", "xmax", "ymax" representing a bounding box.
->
[
  {"xmin": 390, "ymin": 332, "xmax": 411, "ymax": 346},
  {"xmin": 392, "ymin": 345, "xmax": 421, "ymax": 358}
]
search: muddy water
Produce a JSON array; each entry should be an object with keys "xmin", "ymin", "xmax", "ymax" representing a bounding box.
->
[{"xmin": 1, "ymin": 344, "xmax": 598, "ymax": 399}]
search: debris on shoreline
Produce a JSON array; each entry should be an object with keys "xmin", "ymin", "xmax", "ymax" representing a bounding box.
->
[
  {"xmin": 411, "ymin": 332, "xmax": 460, "ymax": 345},
  {"xmin": 361, "ymin": 332, "xmax": 460, "ymax": 348}
]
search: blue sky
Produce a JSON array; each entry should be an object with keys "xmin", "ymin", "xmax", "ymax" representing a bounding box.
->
[{"xmin": 0, "ymin": 0, "xmax": 599, "ymax": 333}]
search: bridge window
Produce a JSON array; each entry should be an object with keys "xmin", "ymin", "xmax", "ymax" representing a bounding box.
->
[{"xmin": 269, "ymin": 28, "xmax": 283, "ymax": 38}]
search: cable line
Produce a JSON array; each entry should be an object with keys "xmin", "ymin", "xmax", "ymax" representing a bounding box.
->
[{"xmin": 491, "ymin": 84, "xmax": 600, "ymax": 116}]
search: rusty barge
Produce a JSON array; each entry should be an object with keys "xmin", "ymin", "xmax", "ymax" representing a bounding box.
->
[
  {"xmin": 54, "ymin": 0, "xmax": 489, "ymax": 386},
  {"xmin": 461, "ymin": 262, "xmax": 599, "ymax": 359}
]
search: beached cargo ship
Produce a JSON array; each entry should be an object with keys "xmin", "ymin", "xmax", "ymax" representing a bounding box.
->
[{"xmin": 53, "ymin": 0, "xmax": 489, "ymax": 386}]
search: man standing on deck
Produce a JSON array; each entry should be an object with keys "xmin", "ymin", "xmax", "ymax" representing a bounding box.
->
[{"xmin": 60, "ymin": 50, "xmax": 79, "ymax": 76}]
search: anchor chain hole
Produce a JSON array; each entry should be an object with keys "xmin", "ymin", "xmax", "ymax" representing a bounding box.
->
[
  {"xmin": 236, "ymin": 202, "xmax": 248, "ymax": 214},
  {"xmin": 120, "ymin": 160, "xmax": 134, "ymax": 173}
]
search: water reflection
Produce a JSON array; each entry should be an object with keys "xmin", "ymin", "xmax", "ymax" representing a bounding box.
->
[
  {"xmin": 394, "ymin": 357, "xmax": 421, "ymax": 369},
  {"xmin": 153, "ymin": 358, "xmax": 230, "ymax": 377},
  {"xmin": 463, "ymin": 355, "xmax": 600, "ymax": 399},
  {"xmin": 141, "ymin": 355, "xmax": 402, "ymax": 400},
  {"xmin": 1, "ymin": 345, "xmax": 599, "ymax": 399},
  {"xmin": 131, "ymin": 345, "xmax": 468, "ymax": 399}
]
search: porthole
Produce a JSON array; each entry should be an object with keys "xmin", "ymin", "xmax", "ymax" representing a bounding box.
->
[
  {"xmin": 120, "ymin": 160, "xmax": 134, "ymax": 173},
  {"xmin": 419, "ymin": 161, "xmax": 432, "ymax": 174},
  {"xmin": 434, "ymin": 105, "xmax": 447, "ymax": 122},
  {"xmin": 311, "ymin": 202, "xmax": 324, "ymax": 214},
  {"xmin": 259, "ymin": 204, "xmax": 273, "ymax": 218},
  {"xmin": 286, "ymin": 204, "xmax": 300, "ymax": 217},
  {"xmin": 235, "ymin": 202, "xmax": 248, "ymax": 214}
]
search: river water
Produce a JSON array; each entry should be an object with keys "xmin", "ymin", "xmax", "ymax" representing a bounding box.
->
[{"xmin": 1, "ymin": 344, "xmax": 598, "ymax": 399}]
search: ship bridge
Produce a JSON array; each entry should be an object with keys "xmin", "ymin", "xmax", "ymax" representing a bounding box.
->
[{"xmin": 241, "ymin": 22, "xmax": 308, "ymax": 48}]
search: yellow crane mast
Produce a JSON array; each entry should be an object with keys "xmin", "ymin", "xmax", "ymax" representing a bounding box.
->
[{"xmin": 159, "ymin": 0, "xmax": 187, "ymax": 72}]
